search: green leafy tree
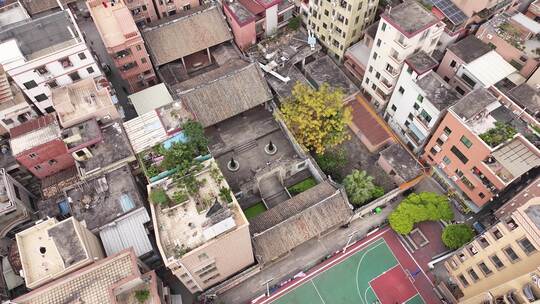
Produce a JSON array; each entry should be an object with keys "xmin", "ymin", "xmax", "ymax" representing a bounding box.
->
[
  {"xmin": 287, "ymin": 16, "xmax": 301, "ymax": 30},
  {"xmin": 280, "ymin": 83, "xmax": 351, "ymax": 154},
  {"xmin": 389, "ymin": 192, "xmax": 454, "ymax": 234},
  {"xmin": 182, "ymin": 120, "xmax": 209, "ymax": 155},
  {"xmin": 343, "ymin": 170, "xmax": 377, "ymax": 206},
  {"xmin": 442, "ymin": 224, "xmax": 475, "ymax": 249},
  {"xmin": 135, "ymin": 289, "xmax": 150, "ymax": 303},
  {"xmin": 315, "ymin": 147, "xmax": 347, "ymax": 181},
  {"xmin": 150, "ymin": 187, "xmax": 170, "ymax": 206},
  {"xmin": 161, "ymin": 142, "xmax": 196, "ymax": 173}
]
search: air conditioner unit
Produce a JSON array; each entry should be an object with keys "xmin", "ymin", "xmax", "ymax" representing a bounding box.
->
[
  {"xmin": 440, "ymin": 133, "xmax": 448, "ymax": 142},
  {"xmin": 433, "ymin": 144, "xmax": 441, "ymax": 152},
  {"xmin": 438, "ymin": 163, "xmax": 446, "ymax": 169},
  {"xmin": 451, "ymin": 175, "xmax": 458, "ymax": 181}
]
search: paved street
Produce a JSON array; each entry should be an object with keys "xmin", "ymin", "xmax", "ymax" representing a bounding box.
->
[
  {"xmin": 218, "ymin": 202, "xmax": 396, "ymax": 304},
  {"xmin": 74, "ymin": 14, "xmax": 138, "ymax": 120}
]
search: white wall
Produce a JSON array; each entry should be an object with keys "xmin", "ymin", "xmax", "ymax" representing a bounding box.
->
[
  {"xmin": 265, "ymin": 5, "xmax": 278, "ymax": 36},
  {"xmin": 5, "ymin": 42, "xmax": 102, "ymax": 113},
  {"xmin": 361, "ymin": 18, "xmax": 444, "ymax": 110},
  {"xmin": 0, "ymin": 102, "xmax": 37, "ymax": 131}
]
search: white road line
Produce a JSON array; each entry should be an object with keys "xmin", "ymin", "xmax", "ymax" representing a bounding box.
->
[
  {"xmin": 355, "ymin": 240, "xmax": 386, "ymax": 304},
  {"xmin": 257, "ymin": 228, "xmax": 391, "ymax": 304},
  {"xmin": 311, "ymin": 280, "xmax": 327, "ymax": 304}
]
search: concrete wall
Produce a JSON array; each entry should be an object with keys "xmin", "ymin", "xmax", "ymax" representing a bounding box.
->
[{"xmin": 265, "ymin": 5, "xmax": 278, "ymax": 36}]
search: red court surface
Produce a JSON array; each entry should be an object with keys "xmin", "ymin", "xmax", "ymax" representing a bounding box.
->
[{"xmin": 370, "ymin": 265, "xmax": 417, "ymax": 304}]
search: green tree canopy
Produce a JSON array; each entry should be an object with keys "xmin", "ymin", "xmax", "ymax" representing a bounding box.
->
[
  {"xmin": 182, "ymin": 120, "xmax": 209, "ymax": 155},
  {"xmin": 442, "ymin": 224, "xmax": 475, "ymax": 249},
  {"xmin": 343, "ymin": 170, "xmax": 378, "ymax": 206},
  {"xmin": 315, "ymin": 147, "xmax": 347, "ymax": 181},
  {"xmin": 389, "ymin": 192, "xmax": 454, "ymax": 234},
  {"xmin": 280, "ymin": 83, "xmax": 351, "ymax": 154}
]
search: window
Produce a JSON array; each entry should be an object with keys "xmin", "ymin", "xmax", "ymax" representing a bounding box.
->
[
  {"xmin": 11, "ymin": 185, "xmax": 21, "ymax": 201},
  {"xmin": 391, "ymin": 104, "xmax": 397, "ymax": 111},
  {"xmin": 198, "ymin": 253, "xmax": 209, "ymax": 260},
  {"xmin": 34, "ymin": 94, "xmax": 48, "ymax": 102},
  {"xmin": 142, "ymin": 4, "xmax": 147, "ymax": 10},
  {"xmin": 478, "ymin": 236, "xmax": 489, "ymax": 248},
  {"xmin": 490, "ymin": 255, "xmax": 504, "ymax": 269},
  {"xmin": 450, "ymin": 60, "xmax": 456, "ymax": 68},
  {"xmin": 381, "ymin": 22, "xmax": 386, "ymax": 31},
  {"xmin": 44, "ymin": 106, "xmax": 55, "ymax": 114},
  {"xmin": 324, "ymin": 9, "xmax": 329, "ymax": 16},
  {"xmin": 479, "ymin": 192, "xmax": 485, "ymax": 198},
  {"xmin": 86, "ymin": 67, "xmax": 94, "ymax": 74},
  {"xmin": 461, "ymin": 74, "xmax": 477, "ymax": 87},
  {"xmin": 28, "ymin": 153, "xmax": 37, "ymax": 159},
  {"xmin": 368, "ymin": 66, "xmax": 373, "ymax": 73},
  {"xmin": 69, "ymin": 72, "xmax": 81, "ymax": 81},
  {"xmin": 398, "ymin": 86, "xmax": 405, "ymax": 94},
  {"xmin": 136, "ymin": 45, "xmax": 142, "ymax": 51},
  {"xmin": 443, "ymin": 127, "xmax": 452, "ymax": 135},
  {"xmin": 407, "ymin": 66, "xmax": 413, "ymax": 74},
  {"xmin": 436, "ymin": 138, "xmax": 444, "ymax": 145},
  {"xmin": 430, "ymin": 147, "xmax": 438, "ymax": 155},
  {"xmin": 408, "ymin": 113, "xmax": 414, "ymax": 120},
  {"xmin": 323, "ymin": 23, "xmax": 327, "ymax": 29},
  {"xmin": 456, "ymin": 86, "xmax": 465, "ymax": 95},
  {"xmin": 36, "ymin": 66, "xmax": 48, "ymax": 75},
  {"xmin": 141, "ymin": 58, "xmax": 147, "ymax": 64},
  {"xmin": 48, "ymin": 80, "xmax": 58, "ymax": 88},
  {"xmin": 457, "ymin": 274, "xmax": 469, "ymax": 287},
  {"xmin": 376, "ymin": 39, "xmax": 381, "ymax": 47},
  {"xmin": 404, "ymin": 121, "xmax": 410, "ymax": 127},
  {"xmin": 23, "ymin": 80, "xmax": 38, "ymax": 90},
  {"xmin": 2, "ymin": 118, "xmax": 13, "ymax": 125},
  {"xmin": 413, "ymin": 103, "xmax": 420, "ymax": 110},
  {"xmin": 443, "ymin": 156, "xmax": 451, "ymax": 165},
  {"xmin": 355, "ymin": 16, "xmax": 360, "ymax": 24},
  {"xmin": 78, "ymin": 52, "xmax": 87, "ymax": 60},
  {"xmin": 373, "ymin": 52, "xmax": 378, "ymax": 60},
  {"xmin": 518, "ymin": 238, "xmax": 537, "ymax": 255},
  {"xmin": 375, "ymin": 72, "xmax": 380, "ymax": 79},
  {"xmin": 183, "ymin": 4, "xmax": 190, "ymax": 10},
  {"xmin": 451, "ymin": 146, "xmax": 469, "ymax": 164},
  {"xmin": 460, "ymin": 136, "xmax": 473, "ymax": 148},
  {"xmin": 503, "ymin": 246, "xmax": 520, "ymax": 262},
  {"xmin": 34, "ymin": 165, "xmax": 42, "ymax": 170},
  {"xmin": 477, "ymin": 262, "xmax": 492, "ymax": 276},
  {"xmin": 444, "ymin": 76, "xmax": 450, "ymax": 82},
  {"xmin": 467, "ymin": 268, "xmax": 480, "ymax": 282},
  {"xmin": 491, "ymin": 228, "xmax": 503, "ymax": 240},
  {"xmin": 417, "ymin": 95, "xmax": 424, "ymax": 102}
]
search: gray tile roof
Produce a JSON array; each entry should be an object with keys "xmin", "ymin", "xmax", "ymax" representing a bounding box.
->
[
  {"xmin": 178, "ymin": 62, "xmax": 272, "ymax": 127},
  {"xmin": 143, "ymin": 5, "xmax": 233, "ymax": 66},
  {"xmin": 448, "ymin": 36, "xmax": 492, "ymax": 64},
  {"xmin": 250, "ymin": 181, "xmax": 352, "ymax": 263}
]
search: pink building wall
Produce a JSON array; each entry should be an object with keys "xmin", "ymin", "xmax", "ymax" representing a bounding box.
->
[
  {"xmin": 155, "ymin": 0, "xmax": 201, "ymax": 18},
  {"xmin": 436, "ymin": 49, "xmax": 462, "ymax": 82},
  {"xmin": 422, "ymin": 111, "xmax": 506, "ymax": 208},
  {"xmin": 124, "ymin": 0, "xmax": 159, "ymax": 24},
  {"xmin": 223, "ymin": 4, "xmax": 256, "ymax": 50}
]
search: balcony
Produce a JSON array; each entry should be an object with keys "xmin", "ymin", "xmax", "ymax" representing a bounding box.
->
[
  {"xmin": 394, "ymin": 37, "xmax": 410, "ymax": 49},
  {"xmin": 471, "ymin": 166, "xmax": 498, "ymax": 194},
  {"xmin": 384, "ymin": 65, "xmax": 399, "ymax": 78},
  {"xmin": 115, "ymin": 49, "xmax": 132, "ymax": 59},
  {"xmin": 414, "ymin": 115, "xmax": 430, "ymax": 130},
  {"xmin": 380, "ymin": 78, "xmax": 394, "ymax": 91},
  {"xmin": 388, "ymin": 53, "xmax": 403, "ymax": 65}
]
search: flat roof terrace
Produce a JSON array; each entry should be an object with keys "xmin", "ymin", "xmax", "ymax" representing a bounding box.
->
[
  {"xmin": 16, "ymin": 218, "xmax": 89, "ymax": 289},
  {"xmin": 150, "ymin": 159, "xmax": 247, "ymax": 260}
]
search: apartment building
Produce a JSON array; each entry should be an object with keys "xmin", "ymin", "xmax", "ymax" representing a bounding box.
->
[
  {"xmin": 88, "ymin": 0, "xmax": 157, "ymax": 93},
  {"xmin": 361, "ymin": 0, "xmax": 444, "ymax": 110},
  {"xmin": 0, "ymin": 64, "xmax": 37, "ymax": 134},
  {"xmin": 422, "ymin": 88, "xmax": 540, "ymax": 212},
  {"xmin": 13, "ymin": 249, "xmax": 171, "ymax": 304},
  {"xmin": 124, "ymin": 0, "xmax": 159, "ymax": 25},
  {"xmin": 16, "ymin": 217, "xmax": 104, "ymax": 289},
  {"xmin": 526, "ymin": 0, "xmax": 540, "ymax": 21},
  {"xmin": 0, "ymin": 10, "xmax": 102, "ymax": 114},
  {"xmin": 0, "ymin": 168, "xmax": 35, "ymax": 238},
  {"xmin": 441, "ymin": 196, "xmax": 540, "ymax": 303},
  {"xmin": 51, "ymin": 77, "xmax": 120, "ymax": 128},
  {"xmin": 344, "ymin": 21, "xmax": 378, "ymax": 82},
  {"xmin": 9, "ymin": 115, "xmax": 75, "ymax": 179},
  {"xmin": 384, "ymin": 51, "xmax": 459, "ymax": 153},
  {"xmin": 154, "ymin": 0, "xmax": 202, "ymax": 18},
  {"xmin": 437, "ymin": 36, "xmax": 516, "ymax": 97},
  {"xmin": 305, "ymin": 0, "xmax": 379, "ymax": 60},
  {"xmin": 148, "ymin": 159, "xmax": 254, "ymax": 293},
  {"xmin": 422, "ymin": 0, "xmax": 468, "ymax": 52},
  {"xmin": 476, "ymin": 11, "xmax": 540, "ymax": 78},
  {"xmin": 223, "ymin": 0, "xmax": 295, "ymax": 50}
]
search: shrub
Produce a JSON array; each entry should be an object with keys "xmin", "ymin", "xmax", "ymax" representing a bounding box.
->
[
  {"xmin": 287, "ymin": 16, "xmax": 301, "ymax": 30},
  {"xmin": 182, "ymin": 120, "xmax": 209, "ymax": 155},
  {"xmin": 287, "ymin": 177, "xmax": 317, "ymax": 196},
  {"xmin": 315, "ymin": 148, "xmax": 347, "ymax": 181},
  {"xmin": 343, "ymin": 170, "xmax": 377, "ymax": 206},
  {"xmin": 172, "ymin": 190, "xmax": 188, "ymax": 204},
  {"xmin": 371, "ymin": 186, "xmax": 385, "ymax": 199},
  {"xmin": 135, "ymin": 289, "xmax": 150, "ymax": 303},
  {"xmin": 442, "ymin": 224, "xmax": 475, "ymax": 249},
  {"xmin": 479, "ymin": 122, "xmax": 517, "ymax": 147},
  {"xmin": 219, "ymin": 187, "xmax": 233, "ymax": 203},
  {"xmin": 150, "ymin": 188, "xmax": 170, "ymax": 206},
  {"xmin": 389, "ymin": 192, "xmax": 454, "ymax": 234}
]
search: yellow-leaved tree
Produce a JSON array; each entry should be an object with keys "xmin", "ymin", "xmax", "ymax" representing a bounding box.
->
[{"xmin": 280, "ymin": 83, "xmax": 351, "ymax": 154}]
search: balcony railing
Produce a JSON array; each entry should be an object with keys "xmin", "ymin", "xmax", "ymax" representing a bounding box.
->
[{"xmin": 394, "ymin": 38, "xmax": 410, "ymax": 49}]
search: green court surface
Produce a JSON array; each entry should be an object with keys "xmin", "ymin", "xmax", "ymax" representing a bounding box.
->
[{"xmin": 272, "ymin": 238, "xmax": 425, "ymax": 304}]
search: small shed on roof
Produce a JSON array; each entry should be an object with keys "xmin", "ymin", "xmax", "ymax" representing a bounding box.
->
[{"xmin": 128, "ymin": 83, "xmax": 174, "ymax": 116}]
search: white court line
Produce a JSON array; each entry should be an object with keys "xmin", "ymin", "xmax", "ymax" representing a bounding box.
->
[
  {"xmin": 354, "ymin": 240, "xmax": 386, "ymax": 304},
  {"xmin": 386, "ymin": 248, "xmax": 426, "ymax": 304},
  {"xmin": 256, "ymin": 228, "xmax": 391, "ymax": 304},
  {"xmin": 367, "ymin": 264, "xmax": 401, "ymax": 284},
  {"xmin": 396, "ymin": 235, "xmax": 436, "ymax": 288},
  {"xmin": 402, "ymin": 292, "xmax": 420, "ymax": 304},
  {"xmin": 310, "ymin": 280, "xmax": 327, "ymax": 304}
]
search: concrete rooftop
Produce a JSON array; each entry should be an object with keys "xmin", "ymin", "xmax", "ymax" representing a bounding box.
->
[
  {"xmin": 416, "ymin": 71, "xmax": 459, "ymax": 111},
  {"xmin": 304, "ymin": 55, "xmax": 359, "ymax": 97},
  {"xmin": 382, "ymin": 0, "xmax": 439, "ymax": 36}
]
